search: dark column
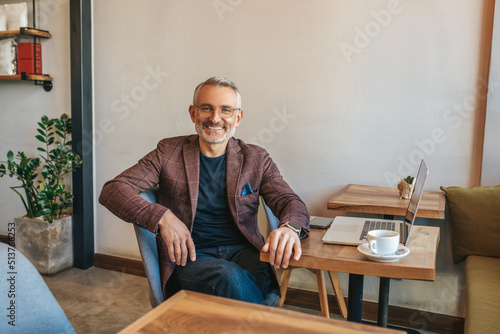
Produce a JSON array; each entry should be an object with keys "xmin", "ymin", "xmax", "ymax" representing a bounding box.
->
[
  {"xmin": 378, "ymin": 277, "xmax": 391, "ymax": 327},
  {"xmin": 70, "ymin": 0, "xmax": 94, "ymax": 269},
  {"xmin": 347, "ymin": 274, "xmax": 364, "ymax": 322}
]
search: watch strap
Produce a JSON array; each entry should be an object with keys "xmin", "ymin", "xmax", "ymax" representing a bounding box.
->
[{"xmin": 282, "ymin": 221, "xmax": 301, "ymax": 235}]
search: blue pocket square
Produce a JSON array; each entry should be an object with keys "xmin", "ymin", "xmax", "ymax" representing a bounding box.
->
[{"xmin": 241, "ymin": 183, "xmax": 254, "ymax": 196}]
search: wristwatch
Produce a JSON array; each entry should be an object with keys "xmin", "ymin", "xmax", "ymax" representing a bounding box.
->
[{"xmin": 282, "ymin": 221, "xmax": 301, "ymax": 236}]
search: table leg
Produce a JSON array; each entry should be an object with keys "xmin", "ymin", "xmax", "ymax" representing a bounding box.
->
[
  {"xmin": 278, "ymin": 269, "xmax": 292, "ymax": 307},
  {"xmin": 347, "ymin": 274, "xmax": 364, "ymax": 322},
  {"xmin": 315, "ymin": 270, "xmax": 330, "ymax": 318},
  {"xmin": 378, "ymin": 277, "xmax": 390, "ymax": 327},
  {"xmin": 327, "ymin": 271, "xmax": 347, "ymax": 318}
]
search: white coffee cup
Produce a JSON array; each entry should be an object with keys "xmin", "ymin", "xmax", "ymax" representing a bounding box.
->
[{"xmin": 367, "ymin": 230, "xmax": 400, "ymax": 255}]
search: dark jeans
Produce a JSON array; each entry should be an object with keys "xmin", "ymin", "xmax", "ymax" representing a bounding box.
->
[{"xmin": 172, "ymin": 244, "xmax": 275, "ymax": 305}]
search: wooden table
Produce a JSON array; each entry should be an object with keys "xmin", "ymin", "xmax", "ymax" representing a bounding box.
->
[
  {"xmin": 119, "ymin": 290, "xmax": 405, "ymax": 334},
  {"xmin": 325, "ymin": 183, "xmax": 444, "ymax": 327},
  {"xmin": 328, "ymin": 184, "xmax": 446, "ymax": 219},
  {"xmin": 260, "ymin": 226, "xmax": 440, "ymax": 328}
]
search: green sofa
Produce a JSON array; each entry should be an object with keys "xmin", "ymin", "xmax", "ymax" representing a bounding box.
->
[{"xmin": 441, "ymin": 185, "xmax": 500, "ymax": 334}]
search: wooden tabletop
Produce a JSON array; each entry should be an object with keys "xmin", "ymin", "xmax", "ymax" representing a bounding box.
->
[
  {"xmin": 327, "ymin": 184, "xmax": 446, "ymax": 219},
  {"xmin": 261, "ymin": 226, "xmax": 440, "ymax": 281},
  {"xmin": 119, "ymin": 290, "xmax": 405, "ymax": 334}
]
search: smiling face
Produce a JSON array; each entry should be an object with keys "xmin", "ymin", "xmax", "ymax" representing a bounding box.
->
[{"xmin": 189, "ymin": 84, "xmax": 243, "ymax": 156}]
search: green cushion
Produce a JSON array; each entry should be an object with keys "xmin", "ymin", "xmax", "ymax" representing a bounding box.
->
[
  {"xmin": 440, "ymin": 185, "xmax": 500, "ymax": 263},
  {"xmin": 464, "ymin": 256, "xmax": 500, "ymax": 334}
]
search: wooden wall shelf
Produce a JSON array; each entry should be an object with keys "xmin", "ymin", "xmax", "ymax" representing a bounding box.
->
[
  {"xmin": 0, "ymin": 74, "xmax": 53, "ymax": 91},
  {"xmin": 0, "ymin": 74, "xmax": 53, "ymax": 81},
  {"xmin": 0, "ymin": 28, "xmax": 52, "ymax": 39},
  {"xmin": 0, "ymin": 26, "xmax": 53, "ymax": 91}
]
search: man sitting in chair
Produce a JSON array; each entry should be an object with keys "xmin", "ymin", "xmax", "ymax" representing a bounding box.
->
[{"xmin": 99, "ymin": 77, "xmax": 309, "ymax": 306}]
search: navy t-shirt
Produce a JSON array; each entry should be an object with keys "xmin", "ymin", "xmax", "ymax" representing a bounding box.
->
[{"xmin": 191, "ymin": 153, "xmax": 248, "ymax": 248}]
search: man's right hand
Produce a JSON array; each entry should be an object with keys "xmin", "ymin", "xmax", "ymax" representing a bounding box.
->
[{"xmin": 158, "ymin": 210, "xmax": 196, "ymax": 266}]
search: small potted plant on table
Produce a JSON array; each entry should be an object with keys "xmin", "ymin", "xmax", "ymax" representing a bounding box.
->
[
  {"xmin": 397, "ymin": 175, "xmax": 415, "ymax": 199},
  {"xmin": 0, "ymin": 114, "xmax": 82, "ymax": 275}
]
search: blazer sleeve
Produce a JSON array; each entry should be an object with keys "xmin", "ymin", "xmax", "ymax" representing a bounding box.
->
[
  {"xmin": 98, "ymin": 143, "xmax": 169, "ymax": 234},
  {"xmin": 258, "ymin": 150, "xmax": 310, "ymax": 239}
]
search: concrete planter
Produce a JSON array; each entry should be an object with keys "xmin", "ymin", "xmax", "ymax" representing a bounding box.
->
[{"xmin": 14, "ymin": 215, "xmax": 73, "ymax": 276}]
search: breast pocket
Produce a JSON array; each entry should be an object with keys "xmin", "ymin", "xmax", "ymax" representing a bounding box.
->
[{"xmin": 238, "ymin": 191, "xmax": 260, "ymax": 216}]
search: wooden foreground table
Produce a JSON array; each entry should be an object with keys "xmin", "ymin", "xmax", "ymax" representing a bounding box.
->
[{"xmin": 119, "ymin": 290, "xmax": 405, "ymax": 334}]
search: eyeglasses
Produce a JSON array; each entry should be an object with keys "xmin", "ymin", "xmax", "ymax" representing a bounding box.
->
[{"xmin": 193, "ymin": 104, "xmax": 240, "ymax": 118}]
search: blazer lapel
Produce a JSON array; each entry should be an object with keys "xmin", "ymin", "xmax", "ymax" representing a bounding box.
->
[
  {"xmin": 226, "ymin": 138, "xmax": 243, "ymax": 224},
  {"xmin": 183, "ymin": 135, "xmax": 200, "ymax": 225}
]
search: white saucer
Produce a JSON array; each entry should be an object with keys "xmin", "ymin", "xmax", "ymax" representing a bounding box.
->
[{"xmin": 357, "ymin": 243, "xmax": 410, "ymax": 262}]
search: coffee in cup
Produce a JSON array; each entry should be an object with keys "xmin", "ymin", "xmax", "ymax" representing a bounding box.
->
[{"xmin": 367, "ymin": 230, "xmax": 400, "ymax": 255}]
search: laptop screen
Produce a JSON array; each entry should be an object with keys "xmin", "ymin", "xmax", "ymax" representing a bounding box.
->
[{"xmin": 401, "ymin": 160, "xmax": 428, "ymax": 244}]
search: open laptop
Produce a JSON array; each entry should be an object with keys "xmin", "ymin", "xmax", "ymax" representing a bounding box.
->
[{"xmin": 322, "ymin": 160, "xmax": 428, "ymax": 246}]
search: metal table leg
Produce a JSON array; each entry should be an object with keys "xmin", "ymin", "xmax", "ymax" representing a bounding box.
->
[
  {"xmin": 347, "ymin": 274, "xmax": 364, "ymax": 322},
  {"xmin": 378, "ymin": 277, "xmax": 390, "ymax": 327}
]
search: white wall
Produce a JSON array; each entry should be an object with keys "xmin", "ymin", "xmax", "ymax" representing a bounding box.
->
[
  {"xmin": 483, "ymin": 1, "xmax": 500, "ymax": 186},
  {"xmin": 0, "ymin": 0, "xmax": 71, "ymax": 231},
  {"xmin": 92, "ymin": 0, "xmax": 497, "ymax": 319}
]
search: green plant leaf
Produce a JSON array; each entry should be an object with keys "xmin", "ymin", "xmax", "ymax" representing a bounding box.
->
[
  {"xmin": 7, "ymin": 151, "xmax": 14, "ymax": 162},
  {"xmin": 38, "ymin": 121, "xmax": 46, "ymax": 130},
  {"xmin": 26, "ymin": 159, "xmax": 40, "ymax": 173},
  {"xmin": 35, "ymin": 208, "xmax": 51, "ymax": 216},
  {"xmin": 35, "ymin": 135, "xmax": 46, "ymax": 143},
  {"xmin": 42, "ymin": 166, "xmax": 49, "ymax": 179},
  {"xmin": 38, "ymin": 184, "xmax": 46, "ymax": 194},
  {"xmin": 404, "ymin": 176, "xmax": 415, "ymax": 184},
  {"xmin": 37, "ymin": 199, "xmax": 49, "ymax": 206}
]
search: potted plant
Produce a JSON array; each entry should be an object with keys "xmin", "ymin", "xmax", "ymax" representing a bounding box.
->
[
  {"xmin": 397, "ymin": 175, "xmax": 415, "ymax": 199},
  {"xmin": 0, "ymin": 114, "xmax": 82, "ymax": 275}
]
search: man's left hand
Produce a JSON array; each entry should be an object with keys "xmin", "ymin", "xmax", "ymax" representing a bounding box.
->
[{"xmin": 262, "ymin": 226, "xmax": 302, "ymax": 269}]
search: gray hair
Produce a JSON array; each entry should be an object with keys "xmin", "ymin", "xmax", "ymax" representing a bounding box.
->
[{"xmin": 193, "ymin": 77, "xmax": 242, "ymax": 109}]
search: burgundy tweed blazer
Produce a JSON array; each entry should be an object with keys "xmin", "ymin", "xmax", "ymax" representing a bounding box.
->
[{"xmin": 99, "ymin": 135, "xmax": 310, "ymax": 298}]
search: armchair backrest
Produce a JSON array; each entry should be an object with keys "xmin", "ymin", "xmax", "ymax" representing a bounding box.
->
[
  {"xmin": 261, "ymin": 198, "xmax": 280, "ymax": 231},
  {"xmin": 136, "ymin": 187, "xmax": 164, "ymax": 308}
]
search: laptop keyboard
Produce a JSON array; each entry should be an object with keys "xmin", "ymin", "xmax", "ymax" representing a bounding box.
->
[{"xmin": 359, "ymin": 220, "xmax": 396, "ymax": 240}]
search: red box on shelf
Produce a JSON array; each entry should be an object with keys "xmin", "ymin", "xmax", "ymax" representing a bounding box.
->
[
  {"xmin": 18, "ymin": 59, "xmax": 43, "ymax": 74},
  {"xmin": 17, "ymin": 43, "xmax": 42, "ymax": 60}
]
